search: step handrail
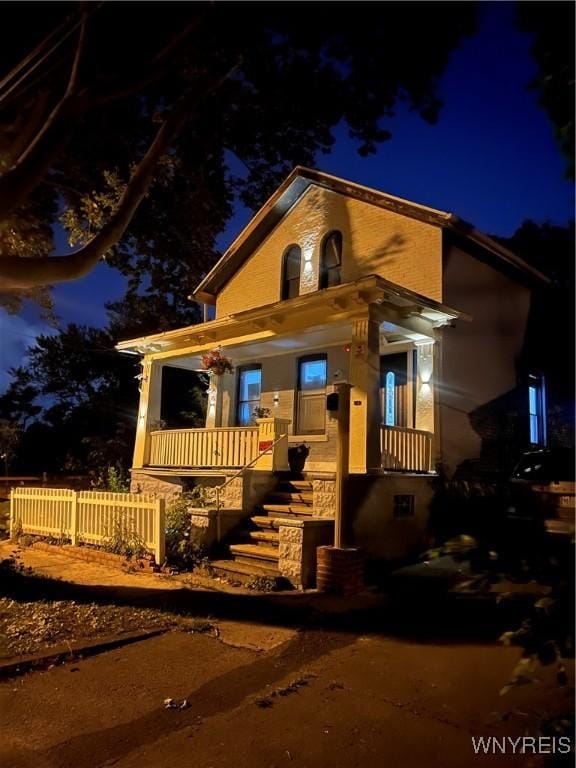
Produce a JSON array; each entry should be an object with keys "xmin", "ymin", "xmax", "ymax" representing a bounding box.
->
[{"xmin": 214, "ymin": 433, "xmax": 288, "ymax": 510}]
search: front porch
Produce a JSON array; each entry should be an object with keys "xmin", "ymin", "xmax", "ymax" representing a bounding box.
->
[
  {"xmin": 145, "ymin": 423, "xmax": 434, "ymax": 474},
  {"xmin": 119, "ymin": 276, "xmax": 460, "ymax": 479}
]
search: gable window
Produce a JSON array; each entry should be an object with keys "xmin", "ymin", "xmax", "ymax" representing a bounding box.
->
[
  {"xmin": 528, "ymin": 373, "xmax": 547, "ymax": 446},
  {"xmin": 320, "ymin": 231, "xmax": 342, "ymax": 289},
  {"xmin": 236, "ymin": 365, "xmax": 262, "ymax": 426},
  {"xmin": 296, "ymin": 355, "xmax": 327, "ymax": 434},
  {"xmin": 281, "ymin": 245, "xmax": 302, "ymax": 300}
]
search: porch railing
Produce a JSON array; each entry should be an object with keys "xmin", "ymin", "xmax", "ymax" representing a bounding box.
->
[
  {"xmin": 148, "ymin": 427, "xmax": 259, "ymax": 469},
  {"xmin": 380, "ymin": 425, "xmax": 433, "ymax": 472}
]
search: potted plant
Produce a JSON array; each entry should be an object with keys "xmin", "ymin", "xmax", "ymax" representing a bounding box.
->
[
  {"xmin": 288, "ymin": 442, "xmax": 310, "ymax": 476},
  {"xmin": 200, "ymin": 347, "xmax": 234, "ymax": 376},
  {"xmin": 251, "ymin": 406, "xmax": 271, "ymax": 423}
]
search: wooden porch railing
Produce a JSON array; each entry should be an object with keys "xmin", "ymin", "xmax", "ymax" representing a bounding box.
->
[
  {"xmin": 380, "ymin": 425, "xmax": 433, "ymax": 472},
  {"xmin": 148, "ymin": 427, "xmax": 259, "ymax": 469}
]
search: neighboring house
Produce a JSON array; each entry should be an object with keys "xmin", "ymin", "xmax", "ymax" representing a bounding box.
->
[{"xmin": 117, "ymin": 167, "xmax": 551, "ymax": 586}]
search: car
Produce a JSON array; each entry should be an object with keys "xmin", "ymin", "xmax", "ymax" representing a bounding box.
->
[{"xmin": 509, "ymin": 448, "xmax": 575, "ymax": 537}]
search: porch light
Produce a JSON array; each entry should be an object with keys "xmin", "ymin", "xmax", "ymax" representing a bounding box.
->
[{"xmin": 420, "ymin": 370, "xmax": 432, "ymax": 385}]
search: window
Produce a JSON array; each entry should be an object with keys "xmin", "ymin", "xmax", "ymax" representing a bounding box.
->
[
  {"xmin": 296, "ymin": 355, "xmax": 327, "ymax": 434},
  {"xmin": 236, "ymin": 365, "xmax": 262, "ymax": 426},
  {"xmin": 320, "ymin": 231, "xmax": 342, "ymax": 289},
  {"xmin": 393, "ymin": 495, "xmax": 415, "ymax": 518},
  {"xmin": 281, "ymin": 245, "xmax": 302, "ymax": 300},
  {"xmin": 528, "ymin": 373, "xmax": 547, "ymax": 446}
]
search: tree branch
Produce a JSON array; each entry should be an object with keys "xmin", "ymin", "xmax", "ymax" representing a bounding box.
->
[
  {"xmin": 0, "ymin": 6, "xmax": 91, "ymax": 216},
  {"xmin": 0, "ymin": 64, "xmax": 240, "ymax": 293},
  {"xmin": 76, "ymin": 13, "xmax": 208, "ymax": 111},
  {"xmin": 0, "ymin": 10, "xmax": 205, "ymax": 220}
]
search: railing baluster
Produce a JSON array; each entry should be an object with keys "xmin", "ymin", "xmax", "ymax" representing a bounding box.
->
[{"xmin": 380, "ymin": 426, "xmax": 432, "ymax": 472}]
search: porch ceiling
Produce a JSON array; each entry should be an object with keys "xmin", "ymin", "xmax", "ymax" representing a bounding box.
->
[{"xmin": 116, "ymin": 275, "xmax": 468, "ymax": 363}]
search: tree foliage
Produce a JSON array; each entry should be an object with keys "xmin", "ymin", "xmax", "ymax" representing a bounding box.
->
[
  {"xmin": 0, "ymin": 1, "xmax": 477, "ymax": 309},
  {"xmin": 0, "ymin": 295, "xmax": 207, "ymax": 474},
  {"xmin": 516, "ymin": 1, "xmax": 575, "ymax": 180}
]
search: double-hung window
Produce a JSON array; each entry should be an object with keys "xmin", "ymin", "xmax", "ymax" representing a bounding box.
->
[
  {"xmin": 296, "ymin": 355, "xmax": 327, "ymax": 434},
  {"xmin": 236, "ymin": 365, "xmax": 262, "ymax": 426}
]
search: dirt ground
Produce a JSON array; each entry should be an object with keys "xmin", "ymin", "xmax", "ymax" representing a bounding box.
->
[{"xmin": 0, "ymin": 542, "xmax": 573, "ymax": 768}]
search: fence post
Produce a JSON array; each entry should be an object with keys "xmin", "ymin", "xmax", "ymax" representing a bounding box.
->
[
  {"xmin": 70, "ymin": 490, "xmax": 78, "ymax": 546},
  {"xmin": 9, "ymin": 488, "xmax": 14, "ymax": 539},
  {"xmin": 154, "ymin": 497, "xmax": 165, "ymax": 566}
]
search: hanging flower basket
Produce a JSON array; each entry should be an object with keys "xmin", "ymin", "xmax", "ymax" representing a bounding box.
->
[{"xmin": 200, "ymin": 348, "xmax": 234, "ymax": 376}]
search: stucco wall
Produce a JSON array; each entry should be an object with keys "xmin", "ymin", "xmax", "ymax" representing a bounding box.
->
[
  {"xmin": 348, "ymin": 475, "xmax": 434, "ymax": 562},
  {"xmin": 440, "ymin": 246, "xmax": 532, "ymax": 474},
  {"xmin": 216, "ymin": 185, "xmax": 442, "ymax": 318}
]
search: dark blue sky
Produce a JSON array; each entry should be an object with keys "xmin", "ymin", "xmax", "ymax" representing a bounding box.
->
[{"xmin": 0, "ymin": 2, "xmax": 573, "ymax": 389}]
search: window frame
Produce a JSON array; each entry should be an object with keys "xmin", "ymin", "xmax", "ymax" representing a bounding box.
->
[
  {"xmin": 295, "ymin": 354, "xmax": 327, "ymax": 435},
  {"xmin": 319, "ymin": 230, "xmax": 343, "ymax": 289},
  {"xmin": 235, "ymin": 364, "xmax": 262, "ymax": 427},
  {"xmin": 281, "ymin": 244, "xmax": 302, "ymax": 301}
]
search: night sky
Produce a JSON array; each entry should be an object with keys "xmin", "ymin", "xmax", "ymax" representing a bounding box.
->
[{"xmin": 0, "ymin": 2, "xmax": 573, "ymax": 390}]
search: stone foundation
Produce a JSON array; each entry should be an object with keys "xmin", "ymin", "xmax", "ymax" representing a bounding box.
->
[
  {"xmin": 130, "ymin": 471, "xmax": 183, "ymax": 502},
  {"xmin": 188, "ymin": 507, "xmax": 246, "ymax": 553},
  {"xmin": 348, "ymin": 473, "xmax": 435, "ymax": 562},
  {"xmin": 278, "ymin": 518, "xmax": 334, "ymax": 589},
  {"xmin": 130, "ymin": 469, "xmax": 275, "ymax": 514}
]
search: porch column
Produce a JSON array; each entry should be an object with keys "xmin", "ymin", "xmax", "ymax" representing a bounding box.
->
[
  {"xmin": 205, "ymin": 373, "xmax": 229, "ymax": 428},
  {"xmin": 349, "ymin": 309, "xmax": 381, "ymax": 473},
  {"xmin": 414, "ymin": 341, "xmax": 435, "ymax": 434},
  {"xmin": 133, "ymin": 357, "xmax": 163, "ymax": 469}
]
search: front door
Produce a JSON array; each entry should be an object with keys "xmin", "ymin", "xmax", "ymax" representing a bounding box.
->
[{"xmin": 380, "ymin": 353, "xmax": 408, "ymax": 427}]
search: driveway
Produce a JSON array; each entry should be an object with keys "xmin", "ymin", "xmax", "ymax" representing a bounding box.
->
[{"xmin": 0, "ymin": 542, "xmax": 572, "ymax": 767}]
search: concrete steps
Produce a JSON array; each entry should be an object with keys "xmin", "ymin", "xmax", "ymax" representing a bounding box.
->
[
  {"xmin": 229, "ymin": 543, "xmax": 279, "ymax": 566},
  {"xmin": 250, "ymin": 515, "xmax": 280, "ymax": 530},
  {"xmin": 208, "ymin": 476, "xmax": 316, "ymax": 583},
  {"xmin": 262, "ymin": 503, "xmax": 313, "ymax": 517},
  {"xmin": 209, "ymin": 559, "xmax": 280, "ymax": 581},
  {"xmin": 267, "ymin": 491, "xmax": 313, "ymax": 505},
  {"xmin": 245, "ymin": 529, "xmax": 279, "ymax": 546},
  {"xmin": 276, "ymin": 480, "xmax": 313, "ymax": 492}
]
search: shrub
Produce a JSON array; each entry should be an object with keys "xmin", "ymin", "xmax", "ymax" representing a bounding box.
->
[
  {"xmin": 165, "ymin": 493, "xmax": 208, "ymax": 571},
  {"xmin": 93, "ymin": 465, "xmax": 130, "ymax": 493},
  {"xmin": 103, "ymin": 513, "xmax": 147, "ymax": 560}
]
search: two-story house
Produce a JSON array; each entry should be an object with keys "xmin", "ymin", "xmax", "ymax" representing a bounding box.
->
[{"xmin": 117, "ymin": 167, "xmax": 549, "ymax": 587}]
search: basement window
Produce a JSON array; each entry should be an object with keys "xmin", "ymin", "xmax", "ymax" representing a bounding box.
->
[{"xmin": 393, "ymin": 494, "xmax": 415, "ymax": 518}]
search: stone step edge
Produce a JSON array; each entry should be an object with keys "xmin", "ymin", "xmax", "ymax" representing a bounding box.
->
[
  {"xmin": 209, "ymin": 559, "xmax": 280, "ymax": 579},
  {"xmin": 229, "ymin": 544, "xmax": 279, "ymax": 562}
]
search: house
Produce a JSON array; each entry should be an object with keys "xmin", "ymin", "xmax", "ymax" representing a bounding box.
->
[{"xmin": 117, "ymin": 167, "xmax": 550, "ymax": 587}]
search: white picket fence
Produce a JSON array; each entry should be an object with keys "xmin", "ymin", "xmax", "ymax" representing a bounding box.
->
[{"xmin": 10, "ymin": 487, "xmax": 165, "ymax": 564}]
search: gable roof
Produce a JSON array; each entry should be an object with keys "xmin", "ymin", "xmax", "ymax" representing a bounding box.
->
[{"xmin": 193, "ymin": 166, "xmax": 549, "ymax": 303}]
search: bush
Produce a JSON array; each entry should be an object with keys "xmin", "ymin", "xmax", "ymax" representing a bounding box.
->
[
  {"xmin": 165, "ymin": 493, "xmax": 208, "ymax": 571},
  {"xmin": 103, "ymin": 513, "xmax": 147, "ymax": 560},
  {"xmin": 92, "ymin": 465, "xmax": 130, "ymax": 493}
]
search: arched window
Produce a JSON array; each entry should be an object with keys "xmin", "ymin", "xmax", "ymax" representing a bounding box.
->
[
  {"xmin": 320, "ymin": 231, "xmax": 342, "ymax": 289},
  {"xmin": 281, "ymin": 245, "xmax": 301, "ymax": 300}
]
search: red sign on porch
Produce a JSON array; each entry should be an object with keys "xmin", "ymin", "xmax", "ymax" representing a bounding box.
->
[{"xmin": 259, "ymin": 440, "xmax": 274, "ymax": 452}]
